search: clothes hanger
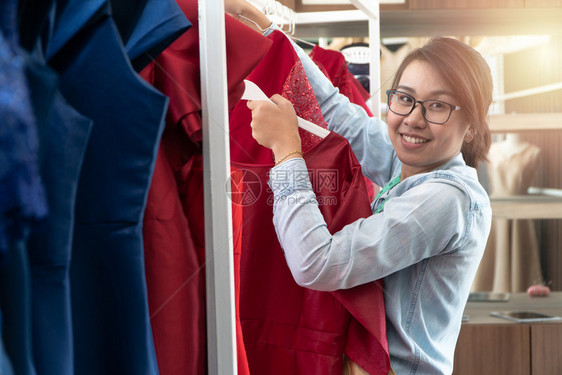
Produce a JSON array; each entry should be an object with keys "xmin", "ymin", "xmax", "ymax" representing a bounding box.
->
[
  {"xmin": 289, "ymin": 36, "xmax": 316, "ymax": 48},
  {"xmin": 237, "ymin": 14, "xmax": 276, "ymax": 34},
  {"xmin": 242, "ymin": 80, "xmax": 330, "ymax": 139}
]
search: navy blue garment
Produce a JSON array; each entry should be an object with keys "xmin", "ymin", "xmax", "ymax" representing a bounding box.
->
[
  {"xmin": 28, "ymin": 93, "xmax": 92, "ymax": 375},
  {"xmin": 0, "ymin": 26, "xmax": 47, "ymax": 262},
  {"xmin": 0, "ymin": 312, "xmax": 14, "ymax": 375},
  {"xmin": 0, "ymin": 0, "xmax": 18, "ymax": 48},
  {"xmin": 45, "ymin": 0, "xmax": 107, "ymax": 61},
  {"xmin": 124, "ymin": 0, "xmax": 191, "ymax": 71},
  {"xmin": 25, "ymin": 52, "xmax": 93, "ymax": 373},
  {"xmin": 17, "ymin": 0, "xmax": 54, "ymax": 52},
  {"xmin": 21, "ymin": 49, "xmax": 58, "ymax": 137},
  {"xmin": 0, "ymin": 238, "xmax": 37, "ymax": 375},
  {"xmin": 109, "ymin": 0, "xmax": 149, "ymax": 45},
  {"xmin": 48, "ymin": 13, "xmax": 168, "ymax": 375}
]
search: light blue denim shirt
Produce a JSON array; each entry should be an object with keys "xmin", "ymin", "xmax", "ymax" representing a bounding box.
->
[{"xmin": 266, "ymin": 38, "xmax": 492, "ymax": 374}]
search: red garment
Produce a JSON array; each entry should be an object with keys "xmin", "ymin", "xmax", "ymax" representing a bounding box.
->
[
  {"xmin": 230, "ymin": 168, "xmax": 250, "ymax": 373},
  {"xmin": 141, "ymin": 2, "xmax": 271, "ymax": 373},
  {"xmin": 309, "ymin": 46, "xmax": 373, "ymax": 117},
  {"xmin": 229, "ymin": 30, "xmax": 329, "ymax": 165},
  {"xmin": 235, "ymin": 132, "xmax": 390, "ymax": 375}
]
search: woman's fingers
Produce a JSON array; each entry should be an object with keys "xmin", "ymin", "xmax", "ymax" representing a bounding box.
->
[{"xmin": 246, "ymin": 98, "xmax": 300, "ymax": 153}]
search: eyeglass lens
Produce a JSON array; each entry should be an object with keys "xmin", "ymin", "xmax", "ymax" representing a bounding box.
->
[{"xmin": 388, "ymin": 91, "xmax": 453, "ymax": 124}]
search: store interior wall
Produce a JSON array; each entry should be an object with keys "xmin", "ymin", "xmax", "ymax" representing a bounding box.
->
[{"xmin": 503, "ymin": 35, "xmax": 562, "ymax": 290}]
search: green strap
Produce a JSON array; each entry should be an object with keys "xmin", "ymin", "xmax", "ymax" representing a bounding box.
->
[{"xmin": 373, "ymin": 174, "xmax": 401, "ymax": 214}]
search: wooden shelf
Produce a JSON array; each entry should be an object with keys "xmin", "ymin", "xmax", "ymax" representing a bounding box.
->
[
  {"xmin": 491, "ymin": 195, "xmax": 562, "ymax": 219},
  {"xmin": 489, "ymin": 113, "xmax": 562, "ymax": 133}
]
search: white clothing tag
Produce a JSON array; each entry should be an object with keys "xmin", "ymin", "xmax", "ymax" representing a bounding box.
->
[{"xmin": 242, "ymin": 80, "xmax": 330, "ymax": 139}]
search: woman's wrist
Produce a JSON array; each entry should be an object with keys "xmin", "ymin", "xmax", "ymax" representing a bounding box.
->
[{"xmin": 274, "ymin": 150, "xmax": 303, "ymax": 166}]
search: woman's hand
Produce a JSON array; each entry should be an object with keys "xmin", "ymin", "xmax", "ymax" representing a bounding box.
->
[{"xmin": 247, "ymin": 95, "xmax": 302, "ymax": 162}]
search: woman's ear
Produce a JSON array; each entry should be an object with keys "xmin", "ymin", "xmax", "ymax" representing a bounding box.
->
[{"xmin": 464, "ymin": 127, "xmax": 476, "ymax": 143}]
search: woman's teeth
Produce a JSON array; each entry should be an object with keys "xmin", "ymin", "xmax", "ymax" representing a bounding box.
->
[{"xmin": 403, "ymin": 135, "xmax": 428, "ymax": 144}]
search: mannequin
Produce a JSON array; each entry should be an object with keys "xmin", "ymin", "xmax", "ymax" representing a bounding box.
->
[
  {"xmin": 472, "ymin": 133, "xmax": 543, "ymax": 292},
  {"xmin": 497, "ymin": 133, "xmax": 535, "ymax": 159}
]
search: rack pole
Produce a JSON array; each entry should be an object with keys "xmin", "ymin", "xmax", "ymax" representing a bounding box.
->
[
  {"xmin": 350, "ymin": 0, "xmax": 381, "ymax": 117},
  {"xmin": 369, "ymin": 5, "xmax": 381, "ymax": 117},
  {"xmin": 198, "ymin": 0, "xmax": 238, "ymax": 374}
]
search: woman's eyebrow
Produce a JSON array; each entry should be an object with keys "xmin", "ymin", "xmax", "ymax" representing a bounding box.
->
[
  {"xmin": 397, "ymin": 85, "xmax": 454, "ymax": 98},
  {"xmin": 396, "ymin": 85, "xmax": 414, "ymax": 93}
]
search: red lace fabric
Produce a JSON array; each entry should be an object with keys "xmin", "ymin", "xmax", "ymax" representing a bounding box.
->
[{"xmin": 281, "ymin": 60, "xmax": 328, "ymax": 152}]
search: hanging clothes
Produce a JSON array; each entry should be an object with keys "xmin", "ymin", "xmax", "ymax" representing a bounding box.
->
[
  {"xmin": 235, "ymin": 131, "xmax": 389, "ymax": 375},
  {"xmin": 229, "ymin": 169, "xmax": 251, "ymax": 373},
  {"xmin": 0, "ymin": 5, "xmax": 47, "ymax": 371},
  {"xmin": 140, "ymin": 1, "xmax": 271, "ymax": 373},
  {"xmin": 14, "ymin": 2, "xmax": 188, "ymax": 374},
  {"xmin": 4, "ymin": 2, "xmax": 89, "ymax": 374},
  {"xmin": 22, "ymin": 40, "xmax": 93, "ymax": 375},
  {"xmin": 0, "ymin": 0, "xmax": 47, "ymax": 264},
  {"xmin": 0, "ymin": 313, "xmax": 14, "ymax": 375},
  {"xmin": 0, "ymin": 240, "xmax": 36, "ymax": 375},
  {"xmin": 107, "ymin": 0, "xmax": 150, "ymax": 45},
  {"xmin": 28, "ymin": 92, "xmax": 93, "ymax": 375},
  {"xmin": 16, "ymin": 0, "xmax": 55, "ymax": 52},
  {"xmin": 122, "ymin": 0, "xmax": 191, "ymax": 71},
  {"xmin": 44, "ymin": 0, "xmax": 108, "ymax": 61},
  {"xmin": 309, "ymin": 45, "xmax": 373, "ymax": 117},
  {"xmin": 45, "ymin": 2, "xmax": 185, "ymax": 371},
  {"xmin": 228, "ymin": 30, "xmax": 388, "ymax": 374}
]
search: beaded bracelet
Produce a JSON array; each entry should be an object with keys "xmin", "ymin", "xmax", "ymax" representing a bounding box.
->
[{"xmin": 274, "ymin": 150, "xmax": 303, "ymax": 166}]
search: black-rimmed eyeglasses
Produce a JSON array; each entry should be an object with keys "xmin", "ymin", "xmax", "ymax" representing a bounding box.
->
[{"xmin": 386, "ymin": 89, "xmax": 462, "ymax": 125}]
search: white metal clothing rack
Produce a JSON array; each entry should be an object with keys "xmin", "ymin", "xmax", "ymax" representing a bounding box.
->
[
  {"xmin": 198, "ymin": 1, "xmax": 380, "ymax": 373},
  {"xmin": 198, "ymin": 0, "xmax": 237, "ymax": 374}
]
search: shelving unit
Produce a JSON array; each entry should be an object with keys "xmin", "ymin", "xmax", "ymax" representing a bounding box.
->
[
  {"xmin": 489, "ymin": 112, "xmax": 562, "ymax": 133},
  {"xmin": 487, "ymin": 111, "xmax": 562, "ymax": 218},
  {"xmin": 294, "ymin": 7, "xmax": 562, "ymax": 38},
  {"xmin": 490, "ymin": 195, "xmax": 562, "ymax": 219}
]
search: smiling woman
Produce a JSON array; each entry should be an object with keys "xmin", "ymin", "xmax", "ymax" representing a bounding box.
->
[
  {"xmin": 246, "ymin": 35, "xmax": 493, "ymax": 375},
  {"xmin": 384, "ymin": 58, "xmax": 475, "ymax": 179},
  {"xmin": 389, "ymin": 37, "xmax": 492, "ymax": 170},
  {"xmin": 233, "ymin": 2, "xmax": 494, "ymax": 370}
]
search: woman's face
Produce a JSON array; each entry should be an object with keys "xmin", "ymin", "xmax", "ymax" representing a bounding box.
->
[{"xmin": 387, "ymin": 60, "xmax": 471, "ymax": 179}]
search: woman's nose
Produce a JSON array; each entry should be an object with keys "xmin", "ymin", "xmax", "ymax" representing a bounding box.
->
[{"xmin": 404, "ymin": 103, "xmax": 427, "ymax": 128}]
